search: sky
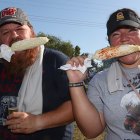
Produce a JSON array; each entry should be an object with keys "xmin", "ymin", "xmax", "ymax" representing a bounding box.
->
[{"xmin": 0, "ymin": 0, "xmax": 140, "ymax": 54}]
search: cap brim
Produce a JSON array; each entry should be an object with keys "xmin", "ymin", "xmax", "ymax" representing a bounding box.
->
[
  {"xmin": 108, "ymin": 20, "xmax": 140, "ymax": 36},
  {"xmin": 0, "ymin": 19, "xmax": 23, "ymax": 27},
  {"xmin": 118, "ymin": 20, "xmax": 140, "ymax": 28},
  {"xmin": 111, "ymin": 20, "xmax": 140, "ymax": 34}
]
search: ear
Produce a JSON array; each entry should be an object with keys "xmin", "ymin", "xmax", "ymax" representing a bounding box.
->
[
  {"xmin": 106, "ymin": 36, "xmax": 110, "ymax": 45},
  {"xmin": 30, "ymin": 27, "xmax": 36, "ymax": 37}
]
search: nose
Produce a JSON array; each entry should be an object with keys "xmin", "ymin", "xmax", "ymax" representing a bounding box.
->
[
  {"xmin": 120, "ymin": 33, "xmax": 129, "ymax": 44},
  {"xmin": 11, "ymin": 30, "xmax": 18, "ymax": 39}
]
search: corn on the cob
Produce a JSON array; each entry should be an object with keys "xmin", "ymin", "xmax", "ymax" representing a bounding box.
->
[
  {"xmin": 93, "ymin": 44, "xmax": 140, "ymax": 60},
  {"xmin": 11, "ymin": 37, "xmax": 49, "ymax": 51}
]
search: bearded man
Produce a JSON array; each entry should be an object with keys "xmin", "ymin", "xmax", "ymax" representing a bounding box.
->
[{"xmin": 0, "ymin": 7, "xmax": 74, "ymax": 140}]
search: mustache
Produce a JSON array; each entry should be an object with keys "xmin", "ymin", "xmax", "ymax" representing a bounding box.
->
[{"xmin": 9, "ymin": 38, "xmax": 23, "ymax": 47}]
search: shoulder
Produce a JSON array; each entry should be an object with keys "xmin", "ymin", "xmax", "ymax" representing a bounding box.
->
[
  {"xmin": 44, "ymin": 48, "xmax": 68, "ymax": 58},
  {"xmin": 90, "ymin": 68, "xmax": 109, "ymax": 84},
  {"xmin": 43, "ymin": 48, "xmax": 69, "ymax": 67},
  {"xmin": 44, "ymin": 48, "xmax": 68, "ymax": 60}
]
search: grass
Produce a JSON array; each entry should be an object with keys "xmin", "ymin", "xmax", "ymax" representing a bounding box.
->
[{"xmin": 73, "ymin": 122, "xmax": 105, "ymax": 140}]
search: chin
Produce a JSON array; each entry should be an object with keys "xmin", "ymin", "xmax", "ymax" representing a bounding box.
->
[
  {"xmin": 119, "ymin": 60, "xmax": 134, "ymax": 65},
  {"xmin": 119, "ymin": 56, "xmax": 138, "ymax": 65}
]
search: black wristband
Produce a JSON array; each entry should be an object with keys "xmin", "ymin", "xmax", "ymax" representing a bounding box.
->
[{"xmin": 69, "ymin": 81, "xmax": 84, "ymax": 87}]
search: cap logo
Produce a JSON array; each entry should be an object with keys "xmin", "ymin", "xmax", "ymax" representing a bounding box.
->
[
  {"xmin": 1, "ymin": 8, "xmax": 17, "ymax": 18},
  {"xmin": 116, "ymin": 12, "xmax": 124, "ymax": 21}
]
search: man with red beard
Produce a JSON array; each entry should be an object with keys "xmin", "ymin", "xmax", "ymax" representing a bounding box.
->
[{"xmin": 0, "ymin": 7, "xmax": 74, "ymax": 140}]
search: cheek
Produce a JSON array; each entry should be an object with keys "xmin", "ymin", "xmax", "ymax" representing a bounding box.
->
[
  {"xmin": 129, "ymin": 32, "xmax": 140, "ymax": 44},
  {"xmin": 20, "ymin": 28, "xmax": 33, "ymax": 39},
  {"xmin": 132, "ymin": 37, "xmax": 140, "ymax": 45},
  {"xmin": 110, "ymin": 40, "xmax": 120, "ymax": 46},
  {"xmin": 109, "ymin": 37, "xmax": 120, "ymax": 46},
  {"xmin": 21, "ymin": 33, "xmax": 30, "ymax": 39},
  {"xmin": 119, "ymin": 52, "xmax": 140, "ymax": 63},
  {"xmin": 0, "ymin": 37, "xmax": 10, "ymax": 45}
]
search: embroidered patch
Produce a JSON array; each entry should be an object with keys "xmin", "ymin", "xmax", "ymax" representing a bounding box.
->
[
  {"xmin": 116, "ymin": 12, "xmax": 124, "ymax": 21},
  {"xmin": 1, "ymin": 8, "xmax": 17, "ymax": 18}
]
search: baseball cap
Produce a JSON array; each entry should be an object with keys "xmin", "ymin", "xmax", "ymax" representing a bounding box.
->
[
  {"xmin": 0, "ymin": 7, "xmax": 32, "ymax": 27},
  {"xmin": 107, "ymin": 8, "xmax": 140, "ymax": 36}
]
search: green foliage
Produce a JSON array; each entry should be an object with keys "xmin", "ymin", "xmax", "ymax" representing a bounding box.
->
[
  {"xmin": 74, "ymin": 46, "xmax": 80, "ymax": 56},
  {"xmin": 58, "ymin": 41, "xmax": 74, "ymax": 57},
  {"xmin": 37, "ymin": 32, "xmax": 47, "ymax": 37},
  {"xmin": 37, "ymin": 32, "xmax": 78, "ymax": 57}
]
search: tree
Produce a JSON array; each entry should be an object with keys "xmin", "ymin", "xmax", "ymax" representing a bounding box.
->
[
  {"xmin": 37, "ymin": 32, "xmax": 77, "ymax": 57},
  {"xmin": 74, "ymin": 45, "xmax": 80, "ymax": 56},
  {"xmin": 58, "ymin": 41, "xmax": 74, "ymax": 57}
]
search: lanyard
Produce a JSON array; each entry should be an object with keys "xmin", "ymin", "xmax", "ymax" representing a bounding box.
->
[{"xmin": 121, "ymin": 67, "xmax": 140, "ymax": 99}]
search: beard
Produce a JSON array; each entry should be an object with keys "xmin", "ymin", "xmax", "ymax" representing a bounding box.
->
[{"xmin": 3, "ymin": 46, "xmax": 40, "ymax": 76}]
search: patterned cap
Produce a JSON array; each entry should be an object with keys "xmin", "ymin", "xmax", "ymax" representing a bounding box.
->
[{"xmin": 0, "ymin": 7, "xmax": 32, "ymax": 27}]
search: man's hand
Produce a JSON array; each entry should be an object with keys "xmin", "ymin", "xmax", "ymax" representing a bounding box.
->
[{"xmin": 5, "ymin": 112, "xmax": 42, "ymax": 134}]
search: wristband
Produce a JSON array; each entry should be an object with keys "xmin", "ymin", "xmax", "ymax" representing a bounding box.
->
[{"xmin": 69, "ymin": 81, "xmax": 84, "ymax": 87}]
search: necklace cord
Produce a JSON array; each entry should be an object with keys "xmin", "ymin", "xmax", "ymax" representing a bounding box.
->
[{"xmin": 120, "ymin": 67, "xmax": 140, "ymax": 99}]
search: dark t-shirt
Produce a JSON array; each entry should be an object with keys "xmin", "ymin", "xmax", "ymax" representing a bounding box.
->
[{"xmin": 0, "ymin": 48, "xmax": 72, "ymax": 140}]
